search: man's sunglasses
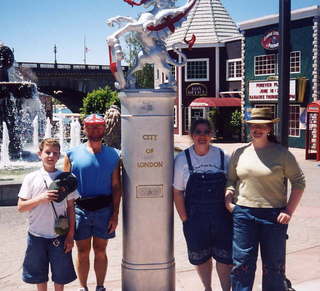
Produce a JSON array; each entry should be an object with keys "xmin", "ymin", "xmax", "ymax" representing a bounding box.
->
[{"xmin": 193, "ymin": 129, "xmax": 211, "ymax": 136}]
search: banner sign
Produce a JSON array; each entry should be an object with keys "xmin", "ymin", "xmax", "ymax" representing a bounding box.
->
[{"xmin": 249, "ymin": 80, "xmax": 296, "ymax": 101}]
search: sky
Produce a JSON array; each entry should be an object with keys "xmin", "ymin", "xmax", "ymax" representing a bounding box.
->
[{"xmin": 1, "ymin": 0, "xmax": 319, "ymax": 65}]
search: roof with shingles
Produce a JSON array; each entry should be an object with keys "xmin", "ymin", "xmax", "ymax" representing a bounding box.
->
[{"xmin": 166, "ymin": 0, "xmax": 241, "ymax": 47}]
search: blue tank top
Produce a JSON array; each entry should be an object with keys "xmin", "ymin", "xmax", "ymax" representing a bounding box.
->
[{"xmin": 67, "ymin": 144, "xmax": 120, "ymax": 197}]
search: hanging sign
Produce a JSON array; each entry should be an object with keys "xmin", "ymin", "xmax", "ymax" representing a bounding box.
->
[
  {"xmin": 261, "ymin": 30, "xmax": 280, "ymax": 50},
  {"xmin": 249, "ymin": 80, "xmax": 296, "ymax": 101},
  {"xmin": 186, "ymin": 83, "xmax": 208, "ymax": 97}
]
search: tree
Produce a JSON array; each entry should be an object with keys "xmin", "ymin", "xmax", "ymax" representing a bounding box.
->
[
  {"xmin": 125, "ymin": 32, "xmax": 154, "ymax": 89},
  {"xmin": 80, "ymin": 86, "xmax": 119, "ymax": 116}
]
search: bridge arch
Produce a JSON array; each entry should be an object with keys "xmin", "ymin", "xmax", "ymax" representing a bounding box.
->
[{"xmin": 17, "ymin": 62, "xmax": 127, "ymax": 112}]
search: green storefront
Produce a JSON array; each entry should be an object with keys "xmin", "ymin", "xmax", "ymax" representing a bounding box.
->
[{"xmin": 239, "ymin": 6, "xmax": 319, "ymax": 148}]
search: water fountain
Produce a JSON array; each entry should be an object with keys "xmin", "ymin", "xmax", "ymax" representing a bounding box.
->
[
  {"xmin": 70, "ymin": 117, "xmax": 81, "ymax": 148},
  {"xmin": 0, "ymin": 44, "xmax": 41, "ymax": 160},
  {"xmin": 44, "ymin": 117, "xmax": 52, "ymax": 138},
  {"xmin": 32, "ymin": 115, "xmax": 39, "ymax": 151},
  {"xmin": 58, "ymin": 114, "xmax": 65, "ymax": 152},
  {"xmin": 0, "ymin": 121, "xmax": 10, "ymax": 168},
  {"xmin": 0, "ymin": 44, "xmax": 46, "ymax": 204}
]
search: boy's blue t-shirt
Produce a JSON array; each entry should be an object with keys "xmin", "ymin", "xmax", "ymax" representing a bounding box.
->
[{"xmin": 67, "ymin": 144, "xmax": 120, "ymax": 197}]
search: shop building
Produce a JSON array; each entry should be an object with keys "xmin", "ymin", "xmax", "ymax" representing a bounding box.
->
[
  {"xmin": 239, "ymin": 5, "xmax": 320, "ymax": 148},
  {"xmin": 156, "ymin": 0, "xmax": 243, "ymax": 139}
]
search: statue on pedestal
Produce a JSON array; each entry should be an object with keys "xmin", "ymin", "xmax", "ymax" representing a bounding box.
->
[{"xmin": 107, "ymin": 0, "xmax": 196, "ymax": 90}]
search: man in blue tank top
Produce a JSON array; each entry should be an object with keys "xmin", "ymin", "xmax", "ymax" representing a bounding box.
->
[{"xmin": 64, "ymin": 114, "xmax": 121, "ymax": 291}]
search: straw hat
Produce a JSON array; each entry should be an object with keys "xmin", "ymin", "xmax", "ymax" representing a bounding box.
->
[{"xmin": 246, "ymin": 108, "xmax": 280, "ymax": 124}]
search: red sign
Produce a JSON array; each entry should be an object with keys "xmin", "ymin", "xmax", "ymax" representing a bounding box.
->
[{"xmin": 261, "ymin": 30, "xmax": 280, "ymax": 50}]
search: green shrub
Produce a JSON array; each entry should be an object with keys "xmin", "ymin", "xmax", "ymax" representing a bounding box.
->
[
  {"xmin": 230, "ymin": 110, "xmax": 242, "ymax": 128},
  {"xmin": 80, "ymin": 86, "xmax": 119, "ymax": 116}
]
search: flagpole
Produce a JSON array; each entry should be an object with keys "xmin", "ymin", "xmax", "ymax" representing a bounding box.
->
[{"xmin": 83, "ymin": 36, "xmax": 87, "ymax": 65}]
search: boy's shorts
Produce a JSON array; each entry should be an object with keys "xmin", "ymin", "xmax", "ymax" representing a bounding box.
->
[
  {"xmin": 183, "ymin": 212, "xmax": 233, "ymax": 265},
  {"xmin": 23, "ymin": 233, "xmax": 77, "ymax": 284},
  {"xmin": 75, "ymin": 206, "xmax": 116, "ymax": 241}
]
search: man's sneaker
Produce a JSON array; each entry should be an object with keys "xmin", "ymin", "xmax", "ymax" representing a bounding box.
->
[{"xmin": 96, "ymin": 286, "xmax": 106, "ymax": 291}]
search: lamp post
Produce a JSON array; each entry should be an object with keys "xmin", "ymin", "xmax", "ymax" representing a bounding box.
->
[
  {"xmin": 278, "ymin": 0, "xmax": 291, "ymax": 148},
  {"xmin": 54, "ymin": 44, "xmax": 57, "ymax": 68}
]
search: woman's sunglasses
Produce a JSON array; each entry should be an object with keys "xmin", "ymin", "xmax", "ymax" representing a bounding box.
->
[{"xmin": 193, "ymin": 129, "xmax": 211, "ymax": 136}]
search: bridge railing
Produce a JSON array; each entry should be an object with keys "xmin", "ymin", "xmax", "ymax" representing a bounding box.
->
[{"xmin": 16, "ymin": 62, "xmax": 126, "ymax": 71}]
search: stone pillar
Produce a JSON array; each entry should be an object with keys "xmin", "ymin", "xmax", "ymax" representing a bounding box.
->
[{"xmin": 120, "ymin": 89, "xmax": 175, "ymax": 291}]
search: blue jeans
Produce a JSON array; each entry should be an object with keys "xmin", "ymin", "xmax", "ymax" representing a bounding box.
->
[{"xmin": 231, "ymin": 205, "xmax": 288, "ymax": 291}]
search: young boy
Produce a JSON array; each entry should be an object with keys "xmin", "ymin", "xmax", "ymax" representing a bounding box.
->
[{"xmin": 18, "ymin": 138, "xmax": 78, "ymax": 291}]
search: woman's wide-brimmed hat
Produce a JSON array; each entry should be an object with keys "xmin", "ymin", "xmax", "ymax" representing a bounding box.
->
[{"xmin": 246, "ymin": 108, "xmax": 280, "ymax": 124}]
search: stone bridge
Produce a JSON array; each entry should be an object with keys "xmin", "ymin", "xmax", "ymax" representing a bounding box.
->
[{"xmin": 17, "ymin": 62, "xmax": 127, "ymax": 112}]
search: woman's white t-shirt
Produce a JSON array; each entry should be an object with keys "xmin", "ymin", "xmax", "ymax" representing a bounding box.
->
[
  {"xmin": 18, "ymin": 168, "xmax": 79, "ymax": 238},
  {"xmin": 173, "ymin": 145, "xmax": 229, "ymax": 192}
]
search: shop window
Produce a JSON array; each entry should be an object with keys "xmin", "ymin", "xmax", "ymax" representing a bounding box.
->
[
  {"xmin": 171, "ymin": 64, "xmax": 176, "ymax": 80},
  {"xmin": 226, "ymin": 59, "xmax": 242, "ymax": 81},
  {"xmin": 185, "ymin": 58, "xmax": 209, "ymax": 81},
  {"xmin": 254, "ymin": 51, "xmax": 301, "ymax": 76},
  {"xmin": 184, "ymin": 107, "xmax": 190, "ymax": 132},
  {"xmin": 173, "ymin": 105, "xmax": 177, "ymax": 128},
  {"xmin": 289, "ymin": 105, "xmax": 300, "ymax": 137},
  {"xmin": 254, "ymin": 54, "xmax": 277, "ymax": 76},
  {"xmin": 290, "ymin": 51, "xmax": 301, "ymax": 73},
  {"xmin": 165, "ymin": 65, "xmax": 176, "ymax": 81}
]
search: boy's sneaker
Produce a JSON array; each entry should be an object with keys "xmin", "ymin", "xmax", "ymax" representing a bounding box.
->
[
  {"xmin": 78, "ymin": 287, "xmax": 89, "ymax": 291},
  {"xmin": 96, "ymin": 286, "xmax": 106, "ymax": 291}
]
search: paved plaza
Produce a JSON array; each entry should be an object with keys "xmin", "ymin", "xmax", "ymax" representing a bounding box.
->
[{"xmin": 1, "ymin": 137, "xmax": 320, "ymax": 290}]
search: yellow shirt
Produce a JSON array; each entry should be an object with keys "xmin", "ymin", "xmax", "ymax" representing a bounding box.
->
[{"xmin": 226, "ymin": 143, "xmax": 305, "ymax": 208}]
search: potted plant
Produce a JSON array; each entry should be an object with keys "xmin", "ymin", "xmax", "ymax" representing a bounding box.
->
[{"xmin": 230, "ymin": 109, "xmax": 242, "ymax": 141}]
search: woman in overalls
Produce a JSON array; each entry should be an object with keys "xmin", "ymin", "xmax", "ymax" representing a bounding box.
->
[{"xmin": 173, "ymin": 119, "xmax": 233, "ymax": 291}]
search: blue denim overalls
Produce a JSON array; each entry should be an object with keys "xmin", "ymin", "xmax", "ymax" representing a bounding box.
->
[{"xmin": 183, "ymin": 148, "xmax": 233, "ymax": 265}]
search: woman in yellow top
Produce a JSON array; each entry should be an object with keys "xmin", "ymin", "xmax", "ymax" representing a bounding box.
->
[{"xmin": 225, "ymin": 108, "xmax": 305, "ymax": 291}]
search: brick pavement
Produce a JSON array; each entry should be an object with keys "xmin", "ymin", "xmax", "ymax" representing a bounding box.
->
[{"xmin": 0, "ymin": 136, "xmax": 319, "ymax": 290}]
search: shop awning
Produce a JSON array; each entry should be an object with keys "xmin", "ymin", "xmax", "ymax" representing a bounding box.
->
[{"xmin": 189, "ymin": 97, "xmax": 241, "ymax": 107}]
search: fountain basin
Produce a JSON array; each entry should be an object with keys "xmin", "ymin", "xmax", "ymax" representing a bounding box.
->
[{"xmin": 0, "ymin": 82, "xmax": 36, "ymax": 99}]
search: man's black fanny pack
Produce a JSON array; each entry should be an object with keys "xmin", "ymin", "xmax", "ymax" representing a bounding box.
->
[{"xmin": 76, "ymin": 195, "xmax": 113, "ymax": 211}]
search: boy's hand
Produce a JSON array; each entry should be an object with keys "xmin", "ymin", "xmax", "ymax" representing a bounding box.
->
[
  {"xmin": 38, "ymin": 190, "xmax": 59, "ymax": 203},
  {"xmin": 64, "ymin": 234, "xmax": 74, "ymax": 253},
  {"xmin": 108, "ymin": 214, "xmax": 118, "ymax": 234}
]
